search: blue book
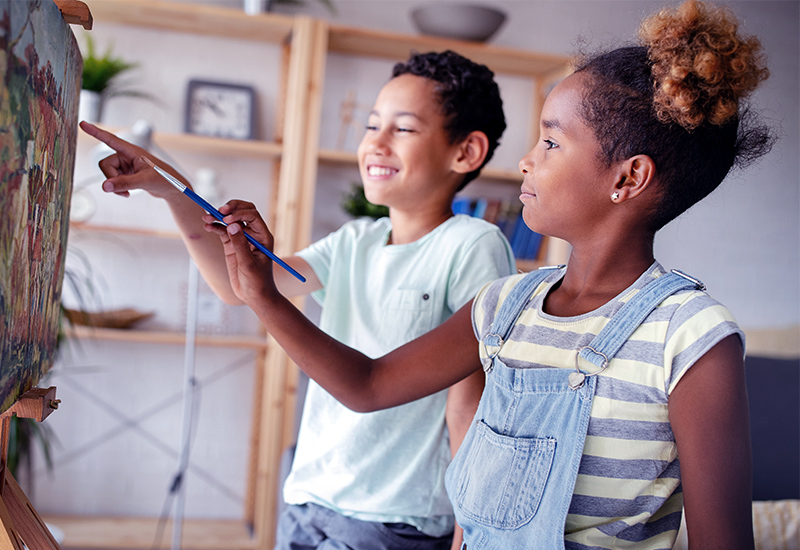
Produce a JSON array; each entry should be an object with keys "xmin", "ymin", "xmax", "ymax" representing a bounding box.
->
[
  {"xmin": 452, "ymin": 197, "xmax": 473, "ymax": 215},
  {"xmin": 509, "ymin": 212, "xmax": 530, "ymax": 258},
  {"xmin": 523, "ymin": 230, "xmax": 544, "ymax": 259},
  {"xmin": 472, "ymin": 198, "xmax": 488, "ymax": 219}
]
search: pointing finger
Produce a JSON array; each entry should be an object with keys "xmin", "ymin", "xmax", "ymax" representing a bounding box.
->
[{"xmin": 80, "ymin": 121, "xmax": 136, "ymax": 155}]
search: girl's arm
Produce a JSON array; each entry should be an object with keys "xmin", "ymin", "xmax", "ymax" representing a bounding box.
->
[
  {"xmin": 669, "ymin": 334, "xmax": 755, "ymax": 550},
  {"xmin": 221, "ymin": 211, "xmax": 482, "ymax": 411}
]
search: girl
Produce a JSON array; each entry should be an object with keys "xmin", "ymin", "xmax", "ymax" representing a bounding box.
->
[{"xmin": 209, "ymin": 1, "xmax": 774, "ymax": 548}]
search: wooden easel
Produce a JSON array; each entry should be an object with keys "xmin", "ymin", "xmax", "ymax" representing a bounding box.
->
[
  {"xmin": 0, "ymin": 387, "xmax": 62, "ymax": 549},
  {"xmin": 54, "ymin": 0, "xmax": 93, "ymax": 30}
]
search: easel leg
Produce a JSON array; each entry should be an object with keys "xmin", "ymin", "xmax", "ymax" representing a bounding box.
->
[
  {"xmin": 2, "ymin": 471, "xmax": 60, "ymax": 549},
  {"xmin": 0, "ymin": 490, "xmax": 25, "ymax": 550},
  {"xmin": 0, "ymin": 388, "xmax": 62, "ymax": 550}
]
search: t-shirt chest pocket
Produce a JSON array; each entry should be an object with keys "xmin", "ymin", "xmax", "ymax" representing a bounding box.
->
[{"xmin": 379, "ymin": 289, "xmax": 438, "ymax": 344}]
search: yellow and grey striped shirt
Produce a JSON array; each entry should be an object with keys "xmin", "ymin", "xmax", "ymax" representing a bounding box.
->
[{"xmin": 472, "ymin": 262, "xmax": 743, "ymax": 549}]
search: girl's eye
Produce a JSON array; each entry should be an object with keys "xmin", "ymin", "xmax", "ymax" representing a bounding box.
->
[{"xmin": 543, "ymin": 139, "xmax": 558, "ymax": 150}]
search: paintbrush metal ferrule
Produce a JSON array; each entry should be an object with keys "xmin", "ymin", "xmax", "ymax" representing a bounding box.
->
[{"xmin": 141, "ymin": 156, "xmax": 186, "ymax": 192}]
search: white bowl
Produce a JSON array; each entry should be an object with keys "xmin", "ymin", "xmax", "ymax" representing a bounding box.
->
[{"xmin": 411, "ymin": 3, "xmax": 507, "ymax": 42}]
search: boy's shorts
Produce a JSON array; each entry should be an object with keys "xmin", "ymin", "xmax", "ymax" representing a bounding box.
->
[{"xmin": 275, "ymin": 502, "xmax": 453, "ymax": 550}]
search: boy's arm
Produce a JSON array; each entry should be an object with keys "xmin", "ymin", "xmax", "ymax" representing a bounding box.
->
[
  {"xmin": 80, "ymin": 122, "xmax": 320, "ymax": 301},
  {"xmin": 222, "ymin": 213, "xmax": 481, "ymax": 411},
  {"xmin": 446, "ymin": 370, "xmax": 484, "ymax": 550},
  {"xmin": 669, "ymin": 334, "xmax": 755, "ymax": 550}
]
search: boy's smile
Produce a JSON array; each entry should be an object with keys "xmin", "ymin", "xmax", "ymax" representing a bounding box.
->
[
  {"xmin": 366, "ymin": 165, "xmax": 398, "ymax": 178},
  {"xmin": 357, "ymin": 74, "xmax": 464, "ymax": 215}
]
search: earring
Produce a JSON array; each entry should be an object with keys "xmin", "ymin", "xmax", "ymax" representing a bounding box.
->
[{"xmin": 611, "ymin": 192, "xmax": 620, "ymax": 201}]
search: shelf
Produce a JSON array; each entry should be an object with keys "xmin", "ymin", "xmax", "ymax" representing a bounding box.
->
[
  {"xmin": 42, "ymin": 515, "xmax": 257, "ymax": 550},
  {"xmin": 327, "ymin": 23, "xmax": 571, "ymax": 79},
  {"xmin": 79, "ymin": 125, "xmax": 283, "ymax": 161},
  {"xmin": 66, "ymin": 325, "xmax": 268, "ymax": 351},
  {"xmin": 70, "ymin": 222, "xmax": 182, "ymax": 240},
  {"xmin": 318, "ymin": 148, "xmax": 522, "ymax": 184},
  {"xmin": 87, "ymin": 0, "xmax": 295, "ymax": 44},
  {"xmin": 154, "ymin": 132, "xmax": 283, "ymax": 160}
]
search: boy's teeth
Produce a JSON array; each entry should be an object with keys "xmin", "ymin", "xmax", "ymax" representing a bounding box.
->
[{"xmin": 368, "ymin": 166, "xmax": 394, "ymax": 176}]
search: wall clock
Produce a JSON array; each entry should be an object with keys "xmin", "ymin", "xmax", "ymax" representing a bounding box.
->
[{"xmin": 184, "ymin": 79, "xmax": 256, "ymax": 140}]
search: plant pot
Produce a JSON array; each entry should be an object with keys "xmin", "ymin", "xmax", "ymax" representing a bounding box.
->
[
  {"xmin": 78, "ymin": 89, "xmax": 103, "ymax": 123},
  {"xmin": 243, "ymin": 0, "xmax": 267, "ymax": 15}
]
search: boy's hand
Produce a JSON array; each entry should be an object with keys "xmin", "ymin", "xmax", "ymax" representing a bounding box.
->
[
  {"xmin": 206, "ymin": 200, "xmax": 279, "ymax": 305},
  {"xmin": 79, "ymin": 121, "xmax": 183, "ymax": 199}
]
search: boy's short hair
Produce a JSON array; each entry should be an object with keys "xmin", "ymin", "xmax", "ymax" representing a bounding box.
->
[{"xmin": 392, "ymin": 50, "xmax": 506, "ymax": 190}]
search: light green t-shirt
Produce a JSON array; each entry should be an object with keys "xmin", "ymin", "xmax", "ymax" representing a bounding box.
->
[{"xmin": 286, "ymin": 214, "xmax": 515, "ymax": 536}]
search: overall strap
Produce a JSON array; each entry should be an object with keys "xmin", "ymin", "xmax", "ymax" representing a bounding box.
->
[
  {"xmin": 483, "ymin": 266, "xmax": 565, "ymax": 349},
  {"xmin": 578, "ymin": 269, "xmax": 706, "ymax": 370}
]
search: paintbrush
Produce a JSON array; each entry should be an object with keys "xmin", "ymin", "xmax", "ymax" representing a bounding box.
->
[{"xmin": 141, "ymin": 156, "xmax": 305, "ymax": 283}]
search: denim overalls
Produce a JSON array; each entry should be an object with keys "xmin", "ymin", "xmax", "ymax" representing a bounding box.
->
[{"xmin": 445, "ymin": 266, "xmax": 705, "ymax": 550}]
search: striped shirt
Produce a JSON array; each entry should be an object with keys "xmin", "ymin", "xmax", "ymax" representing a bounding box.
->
[{"xmin": 472, "ymin": 262, "xmax": 743, "ymax": 549}]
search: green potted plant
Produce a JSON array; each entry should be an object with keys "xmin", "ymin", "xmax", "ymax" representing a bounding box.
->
[
  {"xmin": 79, "ymin": 35, "xmax": 152, "ymax": 122},
  {"xmin": 341, "ymin": 183, "xmax": 389, "ymax": 219}
]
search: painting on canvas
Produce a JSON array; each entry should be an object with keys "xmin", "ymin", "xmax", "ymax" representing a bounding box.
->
[{"xmin": 0, "ymin": 0, "xmax": 82, "ymax": 413}]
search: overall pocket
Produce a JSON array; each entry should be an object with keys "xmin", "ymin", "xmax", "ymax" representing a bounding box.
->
[{"xmin": 452, "ymin": 420, "xmax": 556, "ymax": 530}]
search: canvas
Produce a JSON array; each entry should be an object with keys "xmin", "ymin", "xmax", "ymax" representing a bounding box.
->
[{"xmin": 0, "ymin": 0, "xmax": 82, "ymax": 413}]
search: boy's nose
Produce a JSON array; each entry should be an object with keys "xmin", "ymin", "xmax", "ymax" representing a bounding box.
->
[{"xmin": 363, "ymin": 130, "xmax": 391, "ymax": 155}]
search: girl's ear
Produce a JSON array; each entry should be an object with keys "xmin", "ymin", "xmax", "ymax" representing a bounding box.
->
[
  {"xmin": 611, "ymin": 155, "xmax": 656, "ymax": 202},
  {"xmin": 451, "ymin": 131, "xmax": 490, "ymax": 174}
]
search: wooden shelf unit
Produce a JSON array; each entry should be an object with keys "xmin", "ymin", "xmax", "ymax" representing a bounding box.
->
[
  {"xmin": 52, "ymin": 1, "xmax": 321, "ymax": 549},
  {"xmin": 52, "ymin": 2, "xmax": 572, "ymax": 548},
  {"xmin": 77, "ymin": 124, "xmax": 284, "ymax": 160},
  {"xmin": 85, "ymin": 0, "xmax": 295, "ymax": 43},
  {"xmin": 43, "ymin": 516, "xmax": 256, "ymax": 550},
  {"xmin": 65, "ymin": 325, "xmax": 268, "ymax": 351}
]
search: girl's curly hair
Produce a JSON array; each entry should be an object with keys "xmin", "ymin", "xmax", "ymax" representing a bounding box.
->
[
  {"xmin": 642, "ymin": 0, "xmax": 769, "ymax": 129},
  {"xmin": 575, "ymin": 0, "xmax": 774, "ymax": 231}
]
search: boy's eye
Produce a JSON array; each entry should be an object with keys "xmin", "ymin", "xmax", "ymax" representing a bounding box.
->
[
  {"xmin": 365, "ymin": 124, "xmax": 378, "ymax": 131},
  {"xmin": 543, "ymin": 139, "xmax": 558, "ymax": 150},
  {"xmin": 396, "ymin": 127, "xmax": 415, "ymax": 133}
]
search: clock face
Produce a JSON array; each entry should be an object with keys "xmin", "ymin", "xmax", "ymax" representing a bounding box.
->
[{"xmin": 185, "ymin": 80, "xmax": 255, "ymax": 140}]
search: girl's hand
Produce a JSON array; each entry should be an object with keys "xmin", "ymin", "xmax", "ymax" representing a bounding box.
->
[
  {"xmin": 206, "ymin": 200, "xmax": 279, "ymax": 305},
  {"xmin": 79, "ymin": 121, "xmax": 184, "ymax": 199}
]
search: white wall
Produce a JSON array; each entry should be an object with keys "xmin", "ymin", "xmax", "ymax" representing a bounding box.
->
[{"xmin": 37, "ymin": 0, "xmax": 798, "ymax": 525}]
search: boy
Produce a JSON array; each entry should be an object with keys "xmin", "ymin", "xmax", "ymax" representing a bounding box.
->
[{"xmin": 82, "ymin": 50, "xmax": 514, "ymax": 550}]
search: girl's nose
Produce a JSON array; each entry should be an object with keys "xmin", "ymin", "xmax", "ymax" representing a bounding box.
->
[{"xmin": 519, "ymin": 149, "xmax": 535, "ymax": 174}]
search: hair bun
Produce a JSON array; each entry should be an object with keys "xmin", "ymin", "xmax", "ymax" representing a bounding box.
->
[{"xmin": 639, "ymin": 0, "xmax": 769, "ymax": 129}]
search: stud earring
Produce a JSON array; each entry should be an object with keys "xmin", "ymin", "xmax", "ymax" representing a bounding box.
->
[{"xmin": 611, "ymin": 192, "xmax": 620, "ymax": 201}]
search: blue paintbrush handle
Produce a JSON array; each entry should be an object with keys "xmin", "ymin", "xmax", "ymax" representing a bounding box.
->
[{"xmin": 183, "ymin": 187, "xmax": 306, "ymax": 283}]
